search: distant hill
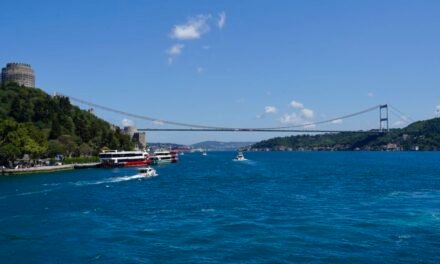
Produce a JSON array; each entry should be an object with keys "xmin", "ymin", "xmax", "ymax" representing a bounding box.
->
[
  {"xmin": 0, "ymin": 83, "xmax": 133, "ymax": 166},
  {"xmin": 252, "ymin": 118, "xmax": 440, "ymax": 151},
  {"xmin": 191, "ymin": 141, "xmax": 255, "ymax": 151}
]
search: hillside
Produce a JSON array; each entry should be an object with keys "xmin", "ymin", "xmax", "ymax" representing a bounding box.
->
[
  {"xmin": 192, "ymin": 141, "xmax": 255, "ymax": 151},
  {"xmin": 251, "ymin": 118, "xmax": 440, "ymax": 151},
  {"xmin": 0, "ymin": 83, "xmax": 133, "ymax": 166}
]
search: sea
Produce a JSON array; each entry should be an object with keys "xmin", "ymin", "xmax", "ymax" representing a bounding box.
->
[{"xmin": 0, "ymin": 152, "xmax": 439, "ymax": 263}]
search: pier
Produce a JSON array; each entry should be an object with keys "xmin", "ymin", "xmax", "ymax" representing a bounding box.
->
[{"xmin": 1, "ymin": 162, "xmax": 100, "ymax": 176}]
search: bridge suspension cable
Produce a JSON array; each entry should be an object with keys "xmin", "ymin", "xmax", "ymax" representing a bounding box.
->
[
  {"xmin": 269, "ymin": 105, "xmax": 380, "ymax": 130},
  {"xmin": 59, "ymin": 93, "xmax": 383, "ymax": 131},
  {"xmin": 388, "ymin": 104, "xmax": 415, "ymax": 123}
]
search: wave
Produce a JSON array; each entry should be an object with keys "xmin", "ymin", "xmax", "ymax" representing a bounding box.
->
[
  {"xmin": 232, "ymin": 159, "xmax": 258, "ymax": 166},
  {"xmin": 0, "ymin": 188, "xmax": 57, "ymax": 200},
  {"xmin": 388, "ymin": 190, "xmax": 440, "ymax": 199},
  {"xmin": 0, "ymin": 173, "xmax": 157, "ymax": 200},
  {"xmin": 73, "ymin": 173, "xmax": 157, "ymax": 186}
]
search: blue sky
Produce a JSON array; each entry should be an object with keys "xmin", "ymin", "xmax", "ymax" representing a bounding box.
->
[{"xmin": 1, "ymin": 0, "xmax": 440, "ymax": 144}]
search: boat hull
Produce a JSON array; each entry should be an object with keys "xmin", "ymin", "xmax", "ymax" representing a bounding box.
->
[{"xmin": 99, "ymin": 160, "xmax": 150, "ymax": 168}]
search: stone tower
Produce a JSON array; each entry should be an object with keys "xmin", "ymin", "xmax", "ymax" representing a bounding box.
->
[{"xmin": 1, "ymin": 63, "xmax": 35, "ymax": 88}]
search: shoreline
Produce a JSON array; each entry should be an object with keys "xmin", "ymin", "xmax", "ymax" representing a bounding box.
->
[{"xmin": 0, "ymin": 162, "xmax": 100, "ymax": 176}]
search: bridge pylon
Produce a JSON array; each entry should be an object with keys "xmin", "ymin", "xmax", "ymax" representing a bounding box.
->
[{"xmin": 379, "ymin": 104, "xmax": 389, "ymax": 133}]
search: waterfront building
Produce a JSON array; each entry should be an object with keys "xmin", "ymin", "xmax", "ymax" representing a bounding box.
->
[{"xmin": 1, "ymin": 63, "xmax": 35, "ymax": 87}]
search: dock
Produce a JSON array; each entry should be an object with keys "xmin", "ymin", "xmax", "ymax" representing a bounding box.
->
[
  {"xmin": 1, "ymin": 162, "xmax": 101, "ymax": 176},
  {"xmin": 1, "ymin": 164, "xmax": 74, "ymax": 175},
  {"xmin": 73, "ymin": 163, "xmax": 100, "ymax": 169}
]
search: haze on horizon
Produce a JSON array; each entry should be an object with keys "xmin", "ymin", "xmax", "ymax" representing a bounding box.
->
[{"xmin": 1, "ymin": 1, "xmax": 439, "ymax": 144}]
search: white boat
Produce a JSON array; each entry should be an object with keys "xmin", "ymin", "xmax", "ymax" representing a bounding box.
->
[
  {"xmin": 202, "ymin": 151, "xmax": 207, "ymax": 156},
  {"xmin": 137, "ymin": 167, "xmax": 157, "ymax": 177},
  {"xmin": 150, "ymin": 149, "xmax": 178, "ymax": 164},
  {"xmin": 233, "ymin": 151, "xmax": 247, "ymax": 161}
]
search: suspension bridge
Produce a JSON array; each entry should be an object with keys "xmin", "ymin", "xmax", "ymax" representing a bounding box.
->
[{"xmin": 58, "ymin": 93, "xmax": 413, "ymax": 134}]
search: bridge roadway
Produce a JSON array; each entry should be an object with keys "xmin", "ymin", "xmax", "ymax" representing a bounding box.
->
[{"xmin": 138, "ymin": 128, "xmax": 384, "ymax": 133}]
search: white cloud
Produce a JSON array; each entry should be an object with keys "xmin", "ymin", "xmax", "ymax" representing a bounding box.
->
[
  {"xmin": 279, "ymin": 113, "xmax": 303, "ymax": 125},
  {"xmin": 256, "ymin": 114, "xmax": 263, "ymax": 119},
  {"xmin": 170, "ymin": 15, "xmax": 211, "ymax": 40},
  {"xmin": 279, "ymin": 110, "xmax": 319, "ymax": 129},
  {"xmin": 331, "ymin": 119, "xmax": 343, "ymax": 124},
  {"xmin": 166, "ymin": 44, "xmax": 185, "ymax": 64},
  {"xmin": 153, "ymin": 120, "xmax": 164, "ymax": 126},
  {"xmin": 367, "ymin": 92, "xmax": 374, "ymax": 97},
  {"xmin": 265, "ymin": 106, "xmax": 277, "ymax": 114},
  {"xmin": 167, "ymin": 44, "xmax": 184, "ymax": 55},
  {"xmin": 303, "ymin": 124, "xmax": 316, "ymax": 129},
  {"xmin": 122, "ymin": 118, "xmax": 134, "ymax": 127},
  {"xmin": 197, "ymin": 67, "xmax": 204, "ymax": 73},
  {"xmin": 301, "ymin": 108, "xmax": 314, "ymax": 119},
  {"xmin": 218, "ymin": 12, "xmax": 226, "ymax": 29},
  {"xmin": 290, "ymin": 100, "xmax": 304, "ymax": 109}
]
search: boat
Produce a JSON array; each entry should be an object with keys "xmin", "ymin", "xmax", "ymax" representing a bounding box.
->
[
  {"xmin": 202, "ymin": 151, "xmax": 207, "ymax": 156},
  {"xmin": 137, "ymin": 167, "xmax": 157, "ymax": 177},
  {"xmin": 149, "ymin": 149, "xmax": 178, "ymax": 165},
  {"xmin": 98, "ymin": 150, "xmax": 150, "ymax": 168},
  {"xmin": 233, "ymin": 151, "xmax": 246, "ymax": 161}
]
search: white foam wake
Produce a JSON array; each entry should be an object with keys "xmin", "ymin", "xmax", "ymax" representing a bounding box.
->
[{"xmin": 74, "ymin": 173, "xmax": 157, "ymax": 186}]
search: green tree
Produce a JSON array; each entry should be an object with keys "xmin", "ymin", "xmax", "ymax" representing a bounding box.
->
[
  {"xmin": 0, "ymin": 119, "xmax": 47, "ymax": 165},
  {"xmin": 10, "ymin": 97, "xmax": 32, "ymax": 122},
  {"xmin": 47, "ymin": 140, "xmax": 66, "ymax": 157},
  {"xmin": 58, "ymin": 135, "xmax": 79, "ymax": 157},
  {"xmin": 78, "ymin": 143, "xmax": 93, "ymax": 156},
  {"xmin": 49, "ymin": 118, "xmax": 62, "ymax": 139}
]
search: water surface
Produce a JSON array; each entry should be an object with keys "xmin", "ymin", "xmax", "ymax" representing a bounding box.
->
[{"xmin": 1, "ymin": 152, "xmax": 439, "ymax": 263}]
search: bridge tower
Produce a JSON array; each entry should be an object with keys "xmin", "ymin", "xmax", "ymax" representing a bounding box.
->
[{"xmin": 379, "ymin": 104, "xmax": 389, "ymax": 132}]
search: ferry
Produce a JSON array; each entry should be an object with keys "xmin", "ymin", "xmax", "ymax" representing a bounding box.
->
[
  {"xmin": 149, "ymin": 149, "xmax": 178, "ymax": 165},
  {"xmin": 98, "ymin": 150, "xmax": 150, "ymax": 168}
]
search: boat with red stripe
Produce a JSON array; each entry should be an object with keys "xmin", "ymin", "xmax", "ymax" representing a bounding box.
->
[{"xmin": 98, "ymin": 150, "xmax": 150, "ymax": 168}]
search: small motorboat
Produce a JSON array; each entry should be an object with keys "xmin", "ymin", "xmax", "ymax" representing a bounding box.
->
[
  {"xmin": 233, "ymin": 151, "xmax": 246, "ymax": 161},
  {"xmin": 202, "ymin": 151, "xmax": 207, "ymax": 156},
  {"xmin": 137, "ymin": 167, "xmax": 158, "ymax": 177}
]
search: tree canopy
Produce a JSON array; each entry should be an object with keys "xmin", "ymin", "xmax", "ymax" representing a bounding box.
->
[
  {"xmin": 0, "ymin": 83, "xmax": 133, "ymax": 166},
  {"xmin": 252, "ymin": 118, "xmax": 440, "ymax": 151}
]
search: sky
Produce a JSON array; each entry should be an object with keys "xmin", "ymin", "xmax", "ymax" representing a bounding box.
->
[{"xmin": 1, "ymin": 0, "xmax": 440, "ymax": 144}]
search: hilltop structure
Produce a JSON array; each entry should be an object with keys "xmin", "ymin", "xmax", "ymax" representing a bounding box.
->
[
  {"xmin": 132, "ymin": 132, "xmax": 146, "ymax": 150},
  {"xmin": 123, "ymin": 125, "xmax": 146, "ymax": 150},
  {"xmin": 1, "ymin": 63, "xmax": 35, "ymax": 88}
]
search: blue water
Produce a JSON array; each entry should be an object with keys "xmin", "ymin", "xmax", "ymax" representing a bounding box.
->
[{"xmin": 1, "ymin": 152, "xmax": 440, "ymax": 263}]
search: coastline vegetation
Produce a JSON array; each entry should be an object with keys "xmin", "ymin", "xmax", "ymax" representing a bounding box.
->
[
  {"xmin": 0, "ymin": 83, "xmax": 133, "ymax": 167},
  {"xmin": 252, "ymin": 117, "xmax": 440, "ymax": 151}
]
